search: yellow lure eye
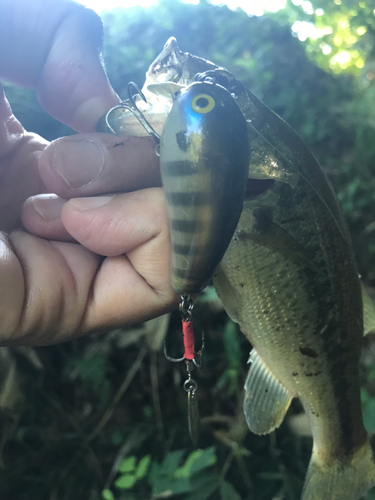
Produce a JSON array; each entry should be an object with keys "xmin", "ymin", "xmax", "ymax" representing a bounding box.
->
[{"xmin": 191, "ymin": 93, "xmax": 215, "ymax": 114}]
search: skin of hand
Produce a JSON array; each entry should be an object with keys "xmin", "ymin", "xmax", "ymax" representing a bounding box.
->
[{"xmin": 0, "ymin": 0, "xmax": 178, "ymax": 346}]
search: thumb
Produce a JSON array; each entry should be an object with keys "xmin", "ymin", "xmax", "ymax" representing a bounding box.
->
[{"xmin": 0, "ymin": 0, "xmax": 119, "ymax": 132}]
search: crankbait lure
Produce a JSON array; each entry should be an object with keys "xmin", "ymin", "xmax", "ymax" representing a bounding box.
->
[{"xmin": 103, "ymin": 79, "xmax": 249, "ymax": 444}]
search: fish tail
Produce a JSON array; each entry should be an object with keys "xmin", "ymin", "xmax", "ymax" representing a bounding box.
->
[{"xmin": 302, "ymin": 441, "xmax": 375, "ymax": 500}]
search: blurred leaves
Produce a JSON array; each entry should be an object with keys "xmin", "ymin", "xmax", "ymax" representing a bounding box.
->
[{"xmin": 104, "ymin": 446, "xmax": 242, "ymax": 499}]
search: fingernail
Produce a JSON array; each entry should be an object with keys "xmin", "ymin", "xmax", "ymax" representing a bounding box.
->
[
  {"xmin": 52, "ymin": 138, "xmax": 106, "ymax": 188},
  {"xmin": 32, "ymin": 194, "xmax": 66, "ymax": 221},
  {"xmin": 68, "ymin": 195, "xmax": 114, "ymax": 211}
]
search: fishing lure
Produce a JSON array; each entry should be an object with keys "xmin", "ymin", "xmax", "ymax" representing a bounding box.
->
[
  {"xmin": 103, "ymin": 79, "xmax": 249, "ymax": 444},
  {"xmin": 160, "ymin": 80, "xmax": 249, "ymax": 295}
]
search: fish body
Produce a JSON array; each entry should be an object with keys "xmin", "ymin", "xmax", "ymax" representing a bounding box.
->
[
  {"xmin": 98, "ymin": 40, "xmax": 375, "ymax": 499},
  {"xmin": 210, "ymin": 72, "xmax": 375, "ymax": 500},
  {"xmin": 160, "ymin": 81, "xmax": 249, "ymax": 294}
]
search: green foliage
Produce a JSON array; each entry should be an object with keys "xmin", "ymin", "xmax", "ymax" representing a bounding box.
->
[
  {"xmin": 66, "ymin": 352, "xmax": 112, "ymax": 405},
  {"xmin": 102, "ymin": 490, "xmax": 115, "ymax": 500},
  {"xmin": 216, "ymin": 319, "xmax": 244, "ymax": 393},
  {"xmin": 361, "ymin": 389, "xmax": 375, "ymax": 434},
  {"xmin": 279, "ymin": 0, "xmax": 374, "ymax": 74},
  {"xmin": 103, "ymin": 447, "xmax": 240, "ymax": 500},
  {"xmin": 114, "ymin": 454, "xmax": 151, "ymax": 490}
]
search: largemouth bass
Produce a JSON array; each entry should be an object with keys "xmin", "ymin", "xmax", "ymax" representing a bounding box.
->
[
  {"xmin": 97, "ymin": 38, "xmax": 375, "ymax": 500},
  {"xmin": 207, "ymin": 69, "xmax": 375, "ymax": 500}
]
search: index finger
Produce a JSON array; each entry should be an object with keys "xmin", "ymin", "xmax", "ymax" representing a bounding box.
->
[{"xmin": 0, "ymin": 0, "xmax": 119, "ymax": 132}]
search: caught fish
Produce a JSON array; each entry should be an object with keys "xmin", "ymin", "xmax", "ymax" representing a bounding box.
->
[
  {"xmin": 97, "ymin": 39, "xmax": 375, "ymax": 500},
  {"xmin": 204, "ymin": 69, "xmax": 375, "ymax": 500},
  {"xmin": 160, "ymin": 80, "xmax": 249, "ymax": 294}
]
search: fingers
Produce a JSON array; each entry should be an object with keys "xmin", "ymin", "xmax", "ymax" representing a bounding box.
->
[
  {"xmin": 37, "ymin": 133, "xmax": 161, "ymax": 198},
  {"xmin": 60, "ymin": 188, "xmax": 178, "ymax": 332},
  {"xmin": 36, "ymin": 6, "xmax": 119, "ymax": 131},
  {"xmin": 0, "ymin": 0, "xmax": 118, "ymax": 131},
  {"xmin": 0, "ymin": 88, "xmax": 49, "ymax": 230},
  {"xmin": 22, "ymin": 131, "xmax": 162, "ymax": 242},
  {"xmin": 61, "ymin": 189, "xmax": 168, "ymax": 256},
  {"xmin": 0, "ymin": 85, "xmax": 24, "ymax": 157},
  {"xmin": 22, "ymin": 194, "xmax": 72, "ymax": 241},
  {"xmin": 5, "ymin": 188, "xmax": 177, "ymax": 345},
  {"xmin": 2, "ymin": 231, "xmax": 101, "ymax": 345}
]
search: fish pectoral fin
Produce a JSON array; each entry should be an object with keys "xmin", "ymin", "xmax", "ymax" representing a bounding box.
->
[
  {"xmin": 213, "ymin": 265, "xmax": 241, "ymax": 324},
  {"xmin": 244, "ymin": 349, "xmax": 293, "ymax": 435},
  {"xmin": 361, "ymin": 281, "xmax": 375, "ymax": 336}
]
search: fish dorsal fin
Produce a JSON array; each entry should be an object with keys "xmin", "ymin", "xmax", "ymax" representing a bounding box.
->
[
  {"xmin": 244, "ymin": 349, "xmax": 293, "ymax": 435},
  {"xmin": 245, "ymin": 114, "xmax": 351, "ymax": 246},
  {"xmin": 361, "ymin": 282, "xmax": 375, "ymax": 336},
  {"xmin": 147, "ymin": 82, "xmax": 184, "ymax": 99}
]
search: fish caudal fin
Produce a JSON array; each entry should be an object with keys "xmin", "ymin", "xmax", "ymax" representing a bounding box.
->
[
  {"xmin": 243, "ymin": 349, "xmax": 293, "ymax": 434},
  {"xmin": 302, "ymin": 441, "xmax": 375, "ymax": 500}
]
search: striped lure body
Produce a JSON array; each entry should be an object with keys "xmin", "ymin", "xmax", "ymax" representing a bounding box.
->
[{"xmin": 160, "ymin": 81, "xmax": 249, "ymax": 295}]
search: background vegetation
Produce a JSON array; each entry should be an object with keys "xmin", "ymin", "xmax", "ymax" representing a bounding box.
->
[{"xmin": 1, "ymin": 0, "xmax": 375, "ymax": 498}]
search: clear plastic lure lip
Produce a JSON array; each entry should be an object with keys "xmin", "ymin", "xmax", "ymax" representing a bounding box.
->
[{"xmin": 102, "ymin": 82, "xmax": 161, "ymax": 146}]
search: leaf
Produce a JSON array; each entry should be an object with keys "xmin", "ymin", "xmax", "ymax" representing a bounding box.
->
[
  {"xmin": 175, "ymin": 450, "xmax": 202, "ymax": 478},
  {"xmin": 102, "ymin": 489, "xmax": 115, "ymax": 500},
  {"xmin": 184, "ymin": 471, "xmax": 219, "ymax": 500},
  {"xmin": 219, "ymin": 480, "xmax": 241, "ymax": 500},
  {"xmin": 148, "ymin": 458, "xmax": 192, "ymax": 496},
  {"xmin": 118, "ymin": 456, "xmax": 137, "ymax": 473},
  {"xmin": 150, "ymin": 475, "xmax": 191, "ymax": 496},
  {"xmin": 362, "ymin": 395, "xmax": 375, "ymax": 433},
  {"xmin": 114, "ymin": 474, "xmax": 137, "ymax": 490},
  {"xmin": 161, "ymin": 449, "xmax": 186, "ymax": 475},
  {"xmin": 175, "ymin": 447, "xmax": 216, "ymax": 478},
  {"xmin": 189, "ymin": 447, "xmax": 217, "ymax": 475},
  {"xmin": 136, "ymin": 455, "xmax": 151, "ymax": 479}
]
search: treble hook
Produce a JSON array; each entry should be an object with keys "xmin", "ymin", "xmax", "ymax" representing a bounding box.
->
[
  {"xmin": 164, "ymin": 328, "xmax": 205, "ymax": 368},
  {"xmin": 104, "ymin": 82, "xmax": 161, "ymax": 146},
  {"xmin": 164, "ymin": 295, "xmax": 205, "ymax": 369},
  {"xmin": 163, "ymin": 295, "xmax": 204, "ymax": 446}
]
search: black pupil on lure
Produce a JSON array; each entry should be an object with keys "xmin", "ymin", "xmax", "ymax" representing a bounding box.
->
[{"xmin": 195, "ymin": 97, "xmax": 209, "ymax": 108}]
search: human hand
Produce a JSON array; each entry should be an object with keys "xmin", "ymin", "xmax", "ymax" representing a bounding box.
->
[{"xmin": 0, "ymin": 0, "xmax": 177, "ymax": 345}]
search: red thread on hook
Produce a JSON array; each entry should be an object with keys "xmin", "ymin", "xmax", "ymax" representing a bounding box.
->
[{"xmin": 182, "ymin": 320, "xmax": 195, "ymax": 360}]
